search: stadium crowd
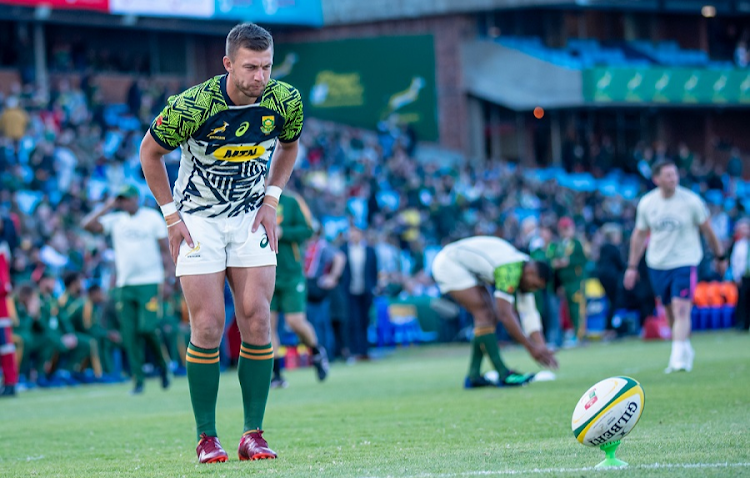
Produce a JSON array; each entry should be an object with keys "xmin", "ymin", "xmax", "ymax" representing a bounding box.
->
[{"xmin": 0, "ymin": 75, "xmax": 748, "ymax": 393}]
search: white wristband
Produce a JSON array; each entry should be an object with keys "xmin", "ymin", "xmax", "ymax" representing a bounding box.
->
[
  {"xmin": 265, "ymin": 185, "xmax": 282, "ymax": 200},
  {"xmin": 160, "ymin": 201, "xmax": 177, "ymax": 217}
]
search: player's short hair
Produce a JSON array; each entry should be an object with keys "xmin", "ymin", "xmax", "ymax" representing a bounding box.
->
[
  {"xmin": 652, "ymin": 159, "xmax": 677, "ymax": 177},
  {"xmin": 532, "ymin": 260, "xmax": 552, "ymax": 285},
  {"xmin": 226, "ymin": 23, "xmax": 274, "ymax": 59}
]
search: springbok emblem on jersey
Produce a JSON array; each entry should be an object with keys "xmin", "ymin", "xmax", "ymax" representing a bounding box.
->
[
  {"xmin": 261, "ymin": 116, "xmax": 275, "ymax": 135},
  {"xmin": 208, "ymin": 121, "xmax": 229, "ymax": 139}
]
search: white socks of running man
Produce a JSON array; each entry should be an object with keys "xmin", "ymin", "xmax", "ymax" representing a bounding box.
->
[{"xmin": 666, "ymin": 340, "xmax": 695, "ymax": 374}]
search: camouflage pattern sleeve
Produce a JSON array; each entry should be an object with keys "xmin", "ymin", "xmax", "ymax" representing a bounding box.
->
[
  {"xmin": 493, "ymin": 261, "xmax": 524, "ymax": 303},
  {"xmin": 279, "ymin": 86, "xmax": 304, "ymax": 143},
  {"xmin": 149, "ymin": 80, "xmax": 225, "ymax": 150}
]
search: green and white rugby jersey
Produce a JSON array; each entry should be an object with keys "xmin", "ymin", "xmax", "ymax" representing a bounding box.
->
[
  {"xmin": 150, "ymin": 75, "xmax": 303, "ymax": 218},
  {"xmin": 441, "ymin": 236, "xmax": 530, "ymax": 303}
]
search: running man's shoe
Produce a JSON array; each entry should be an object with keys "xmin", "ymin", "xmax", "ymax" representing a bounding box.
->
[
  {"xmin": 0, "ymin": 385, "xmax": 16, "ymax": 397},
  {"xmin": 196, "ymin": 433, "xmax": 228, "ymax": 464},
  {"xmin": 270, "ymin": 376, "xmax": 288, "ymax": 389},
  {"xmin": 312, "ymin": 346, "xmax": 330, "ymax": 381},
  {"xmin": 238, "ymin": 429, "xmax": 277, "ymax": 461},
  {"xmin": 160, "ymin": 367, "xmax": 171, "ymax": 390}
]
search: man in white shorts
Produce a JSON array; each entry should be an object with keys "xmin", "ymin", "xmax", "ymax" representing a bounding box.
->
[
  {"xmin": 432, "ymin": 236, "xmax": 558, "ymax": 389},
  {"xmin": 140, "ymin": 23, "xmax": 302, "ymax": 463},
  {"xmin": 625, "ymin": 160, "xmax": 726, "ymax": 374}
]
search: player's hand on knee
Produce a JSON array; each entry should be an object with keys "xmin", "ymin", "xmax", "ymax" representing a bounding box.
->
[
  {"xmin": 168, "ymin": 219, "xmax": 194, "ymax": 265},
  {"xmin": 253, "ymin": 203, "xmax": 278, "ymax": 253}
]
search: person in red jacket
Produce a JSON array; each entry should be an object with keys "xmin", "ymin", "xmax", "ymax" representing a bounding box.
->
[{"xmin": 0, "ymin": 252, "xmax": 18, "ymax": 397}]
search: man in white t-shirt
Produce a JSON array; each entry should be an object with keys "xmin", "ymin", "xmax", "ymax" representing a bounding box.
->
[
  {"xmin": 624, "ymin": 160, "xmax": 726, "ymax": 373},
  {"xmin": 82, "ymin": 184, "xmax": 173, "ymax": 394},
  {"xmin": 432, "ymin": 236, "xmax": 558, "ymax": 389}
]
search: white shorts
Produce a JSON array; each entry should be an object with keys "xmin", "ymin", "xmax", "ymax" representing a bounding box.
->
[
  {"xmin": 175, "ymin": 210, "xmax": 277, "ymax": 277},
  {"xmin": 431, "ymin": 249, "xmax": 480, "ymax": 294}
]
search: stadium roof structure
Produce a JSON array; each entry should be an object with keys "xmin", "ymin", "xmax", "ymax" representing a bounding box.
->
[
  {"xmin": 321, "ymin": 0, "xmax": 750, "ymax": 26},
  {"xmin": 0, "ymin": 0, "xmax": 324, "ymax": 30}
]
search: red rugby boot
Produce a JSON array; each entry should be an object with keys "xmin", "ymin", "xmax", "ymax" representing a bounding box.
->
[
  {"xmin": 196, "ymin": 433, "xmax": 228, "ymax": 464},
  {"xmin": 238, "ymin": 429, "xmax": 277, "ymax": 461}
]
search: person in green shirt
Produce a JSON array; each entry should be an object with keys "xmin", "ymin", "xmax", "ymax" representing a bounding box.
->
[
  {"xmin": 66, "ymin": 283, "xmax": 122, "ymax": 380},
  {"xmin": 530, "ymin": 226, "xmax": 562, "ymax": 348},
  {"xmin": 13, "ymin": 282, "xmax": 48, "ymax": 382},
  {"xmin": 47, "ymin": 272, "xmax": 94, "ymax": 383},
  {"xmin": 270, "ymin": 191, "xmax": 329, "ymax": 388},
  {"xmin": 160, "ymin": 280, "xmax": 188, "ymax": 376},
  {"xmin": 550, "ymin": 217, "xmax": 587, "ymax": 346}
]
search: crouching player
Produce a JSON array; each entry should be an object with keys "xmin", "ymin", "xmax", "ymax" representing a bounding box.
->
[{"xmin": 432, "ymin": 236, "xmax": 558, "ymax": 388}]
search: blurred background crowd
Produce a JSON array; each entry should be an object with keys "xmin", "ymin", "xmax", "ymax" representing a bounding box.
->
[{"xmin": 1, "ymin": 74, "xmax": 748, "ymax": 391}]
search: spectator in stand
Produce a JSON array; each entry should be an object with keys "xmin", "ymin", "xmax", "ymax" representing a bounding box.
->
[
  {"xmin": 341, "ymin": 224, "xmax": 378, "ymax": 361},
  {"xmin": 304, "ymin": 222, "xmax": 346, "ymax": 358},
  {"xmin": 730, "ymin": 218, "xmax": 750, "ymax": 331},
  {"xmin": 0, "ymin": 97, "xmax": 29, "ymax": 145},
  {"xmin": 735, "ymin": 40, "xmax": 748, "ymax": 68},
  {"xmin": 596, "ymin": 223, "xmax": 626, "ymax": 337},
  {"xmin": 727, "ymin": 148, "xmax": 743, "ymax": 179},
  {"xmin": 676, "ymin": 143, "xmax": 694, "ymax": 175}
]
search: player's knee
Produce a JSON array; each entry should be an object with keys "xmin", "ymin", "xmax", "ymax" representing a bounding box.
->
[
  {"xmin": 240, "ymin": 318, "xmax": 271, "ymax": 343},
  {"xmin": 472, "ymin": 305, "xmax": 495, "ymax": 327},
  {"xmin": 190, "ymin": 315, "xmax": 224, "ymax": 347},
  {"xmin": 669, "ymin": 298, "xmax": 691, "ymax": 318},
  {"xmin": 191, "ymin": 329, "xmax": 223, "ymax": 348},
  {"xmin": 239, "ymin": 298, "xmax": 271, "ymax": 322}
]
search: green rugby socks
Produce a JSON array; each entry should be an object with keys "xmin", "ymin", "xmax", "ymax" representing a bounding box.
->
[
  {"xmin": 238, "ymin": 342, "xmax": 274, "ymax": 433},
  {"xmin": 186, "ymin": 343, "xmax": 220, "ymax": 440},
  {"xmin": 472, "ymin": 327, "xmax": 509, "ymax": 378}
]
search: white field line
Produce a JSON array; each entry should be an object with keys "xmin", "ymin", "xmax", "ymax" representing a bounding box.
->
[{"xmin": 364, "ymin": 461, "xmax": 750, "ymax": 478}]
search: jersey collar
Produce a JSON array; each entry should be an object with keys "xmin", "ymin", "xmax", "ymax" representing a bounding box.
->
[{"xmin": 220, "ymin": 74, "xmax": 270, "ymax": 107}]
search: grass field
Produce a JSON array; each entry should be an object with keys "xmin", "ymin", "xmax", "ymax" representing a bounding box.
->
[{"xmin": 2, "ymin": 331, "xmax": 749, "ymax": 478}]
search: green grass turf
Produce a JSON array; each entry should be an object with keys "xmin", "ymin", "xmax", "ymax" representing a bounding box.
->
[{"xmin": 2, "ymin": 332, "xmax": 749, "ymax": 478}]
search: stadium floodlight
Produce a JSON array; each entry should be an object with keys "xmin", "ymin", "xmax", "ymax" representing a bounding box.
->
[
  {"xmin": 34, "ymin": 5, "xmax": 51, "ymax": 20},
  {"xmin": 701, "ymin": 5, "xmax": 717, "ymax": 17}
]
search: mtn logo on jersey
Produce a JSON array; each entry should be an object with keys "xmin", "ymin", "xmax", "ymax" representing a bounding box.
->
[
  {"xmin": 213, "ymin": 145, "xmax": 266, "ymax": 162},
  {"xmin": 208, "ymin": 121, "xmax": 229, "ymax": 139}
]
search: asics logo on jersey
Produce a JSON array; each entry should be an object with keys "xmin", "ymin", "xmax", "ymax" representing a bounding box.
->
[
  {"xmin": 260, "ymin": 236, "xmax": 269, "ymax": 249},
  {"xmin": 235, "ymin": 122, "xmax": 250, "ymax": 137},
  {"xmin": 213, "ymin": 145, "xmax": 266, "ymax": 162},
  {"xmin": 208, "ymin": 121, "xmax": 230, "ymax": 139}
]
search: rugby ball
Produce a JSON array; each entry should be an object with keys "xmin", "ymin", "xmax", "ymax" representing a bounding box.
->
[{"xmin": 571, "ymin": 376, "xmax": 645, "ymax": 447}]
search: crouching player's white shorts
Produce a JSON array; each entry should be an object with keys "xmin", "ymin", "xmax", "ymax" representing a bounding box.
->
[
  {"xmin": 175, "ymin": 209, "xmax": 277, "ymax": 277},
  {"xmin": 431, "ymin": 249, "xmax": 480, "ymax": 294}
]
